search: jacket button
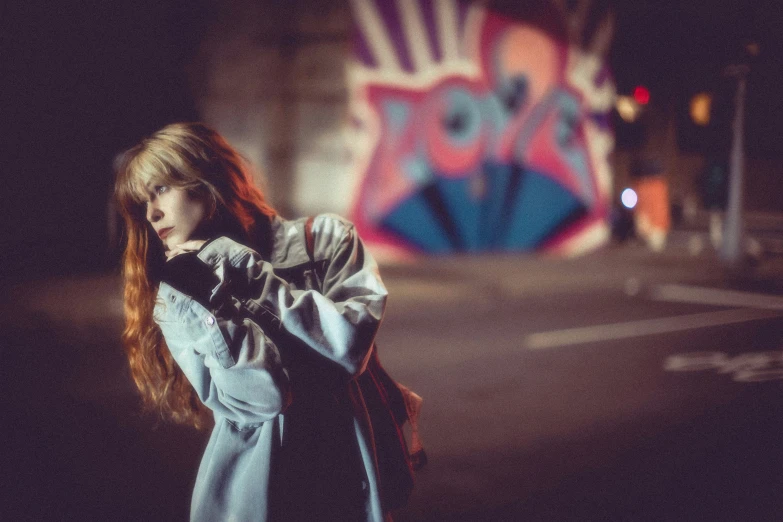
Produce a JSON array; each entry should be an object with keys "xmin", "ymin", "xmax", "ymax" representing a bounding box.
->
[
  {"xmin": 206, "ymin": 316, "xmax": 215, "ymax": 326},
  {"xmin": 170, "ymin": 294, "xmax": 176, "ymax": 302}
]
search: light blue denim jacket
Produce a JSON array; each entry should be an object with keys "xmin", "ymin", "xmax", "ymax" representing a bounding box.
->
[{"xmin": 153, "ymin": 214, "xmax": 388, "ymax": 522}]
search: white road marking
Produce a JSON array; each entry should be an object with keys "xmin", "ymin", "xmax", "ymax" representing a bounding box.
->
[
  {"xmin": 663, "ymin": 351, "xmax": 783, "ymax": 383},
  {"xmin": 525, "ymin": 308, "xmax": 782, "ymax": 350},
  {"xmin": 650, "ymin": 284, "xmax": 783, "ymax": 311}
]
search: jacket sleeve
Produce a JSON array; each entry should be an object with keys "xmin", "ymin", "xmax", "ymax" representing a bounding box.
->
[
  {"xmin": 196, "ymin": 218, "xmax": 388, "ymax": 376},
  {"xmin": 153, "ymin": 282, "xmax": 291, "ymax": 428}
]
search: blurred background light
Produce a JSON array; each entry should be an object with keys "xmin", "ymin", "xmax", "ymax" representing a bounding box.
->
[
  {"xmin": 621, "ymin": 188, "xmax": 638, "ymax": 209},
  {"xmin": 744, "ymin": 41, "xmax": 760, "ymax": 56},
  {"xmin": 632, "ymin": 85, "xmax": 650, "ymax": 105},
  {"xmin": 616, "ymin": 95, "xmax": 641, "ymax": 122},
  {"xmin": 689, "ymin": 92, "xmax": 712, "ymax": 126}
]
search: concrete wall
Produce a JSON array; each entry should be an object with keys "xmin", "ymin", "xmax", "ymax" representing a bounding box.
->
[
  {"xmin": 186, "ymin": 0, "xmax": 353, "ymax": 217},
  {"xmin": 186, "ymin": 0, "xmax": 779, "ymax": 231}
]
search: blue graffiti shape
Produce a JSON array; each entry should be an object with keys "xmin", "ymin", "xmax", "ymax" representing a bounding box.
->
[{"xmin": 380, "ymin": 160, "xmax": 586, "ymax": 253}]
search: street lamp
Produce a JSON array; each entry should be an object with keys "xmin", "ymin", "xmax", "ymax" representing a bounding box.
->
[{"xmin": 720, "ymin": 61, "xmax": 750, "ymax": 266}]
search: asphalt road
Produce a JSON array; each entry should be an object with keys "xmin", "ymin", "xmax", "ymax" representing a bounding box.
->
[{"xmin": 2, "ymin": 244, "xmax": 782, "ymax": 521}]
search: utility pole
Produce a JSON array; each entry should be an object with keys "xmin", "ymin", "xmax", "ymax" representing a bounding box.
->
[{"xmin": 720, "ymin": 62, "xmax": 749, "ymax": 266}]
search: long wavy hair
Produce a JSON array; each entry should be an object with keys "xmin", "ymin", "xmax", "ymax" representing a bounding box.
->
[{"xmin": 114, "ymin": 122, "xmax": 276, "ymax": 429}]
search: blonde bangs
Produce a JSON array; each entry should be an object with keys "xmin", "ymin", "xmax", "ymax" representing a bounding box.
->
[{"xmin": 115, "ymin": 144, "xmax": 196, "ymax": 214}]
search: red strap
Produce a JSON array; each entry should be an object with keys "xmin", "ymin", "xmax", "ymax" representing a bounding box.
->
[{"xmin": 304, "ymin": 216, "xmax": 315, "ymax": 262}]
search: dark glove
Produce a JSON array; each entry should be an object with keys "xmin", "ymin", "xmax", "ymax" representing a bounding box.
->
[{"xmin": 160, "ymin": 251, "xmax": 218, "ymax": 307}]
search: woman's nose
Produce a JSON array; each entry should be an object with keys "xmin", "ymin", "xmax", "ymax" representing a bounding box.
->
[{"xmin": 146, "ymin": 203, "xmax": 163, "ymax": 223}]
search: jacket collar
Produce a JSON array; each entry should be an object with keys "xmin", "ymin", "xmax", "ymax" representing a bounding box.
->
[{"xmin": 268, "ymin": 215, "xmax": 310, "ymax": 269}]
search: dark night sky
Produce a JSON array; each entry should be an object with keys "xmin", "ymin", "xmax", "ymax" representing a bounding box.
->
[
  {"xmin": 1, "ymin": 0, "xmax": 781, "ymax": 283},
  {"xmin": 612, "ymin": 0, "xmax": 783, "ymax": 98},
  {"xmin": 610, "ymin": 0, "xmax": 783, "ymax": 159}
]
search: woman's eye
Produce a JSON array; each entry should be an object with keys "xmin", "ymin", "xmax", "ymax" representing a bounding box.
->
[{"xmin": 155, "ymin": 185, "xmax": 168, "ymax": 195}]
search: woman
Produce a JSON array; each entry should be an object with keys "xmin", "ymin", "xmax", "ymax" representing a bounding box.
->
[{"xmin": 114, "ymin": 122, "xmax": 396, "ymax": 521}]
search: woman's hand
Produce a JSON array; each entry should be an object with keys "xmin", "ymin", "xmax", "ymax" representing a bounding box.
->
[{"xmin": 166, "ymin": 239, "xmax": 207, "ymax": 261}]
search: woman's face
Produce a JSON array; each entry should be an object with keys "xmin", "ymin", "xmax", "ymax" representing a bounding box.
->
[{"xmin": 144, "ymin": 183, "xmax": 207, "ymax": 251}]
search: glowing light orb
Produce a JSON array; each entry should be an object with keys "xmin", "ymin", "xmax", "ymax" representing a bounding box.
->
[
  {"xmin": 616, "ymin": 96, "xmax": 641, "ymax": 123},
  {"xmin": 621, "ymin": 188, "xmax": 638, "ymax": 209},
  {"xmin": 690, "ymin": 92, "xmax": 712, "ymax": 126},
  {"xmin": 633, "ymin": 86, "xmax": 650, "ymax": 105}
]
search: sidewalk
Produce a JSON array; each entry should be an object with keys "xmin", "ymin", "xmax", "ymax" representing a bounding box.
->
[{"xmin": 670, "ymin": 209, "xmax": 783, "ymax": 257}]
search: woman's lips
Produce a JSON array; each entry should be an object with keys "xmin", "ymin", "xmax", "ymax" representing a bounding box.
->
[{"xmin": 158, "ymin": 227, "xmax": 173, "ymax": 239}]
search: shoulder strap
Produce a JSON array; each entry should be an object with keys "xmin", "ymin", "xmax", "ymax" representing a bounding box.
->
[{"xmin": 304, "ymin": 216, "xmax": 315, "ymax": 264}]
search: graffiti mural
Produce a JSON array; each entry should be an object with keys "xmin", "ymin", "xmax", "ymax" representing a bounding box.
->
[{"xmin": 347, "ymin": 0, "xmax": 615, "ymax": 255}]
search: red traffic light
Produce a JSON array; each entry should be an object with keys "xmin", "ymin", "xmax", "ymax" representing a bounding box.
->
[{"xmin": 633, "ymin": 86, "xmax": 650, "ymax": 105}]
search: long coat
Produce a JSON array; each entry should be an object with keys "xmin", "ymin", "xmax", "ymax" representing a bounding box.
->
[{"xmin": 153, "ymin": 214, "xmax": 389, "ymax": 521}]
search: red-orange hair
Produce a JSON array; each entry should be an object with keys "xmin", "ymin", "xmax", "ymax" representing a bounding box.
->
[{"xmin": 114, "ymin": 122, "xmax": 276, "ymax": 429}]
